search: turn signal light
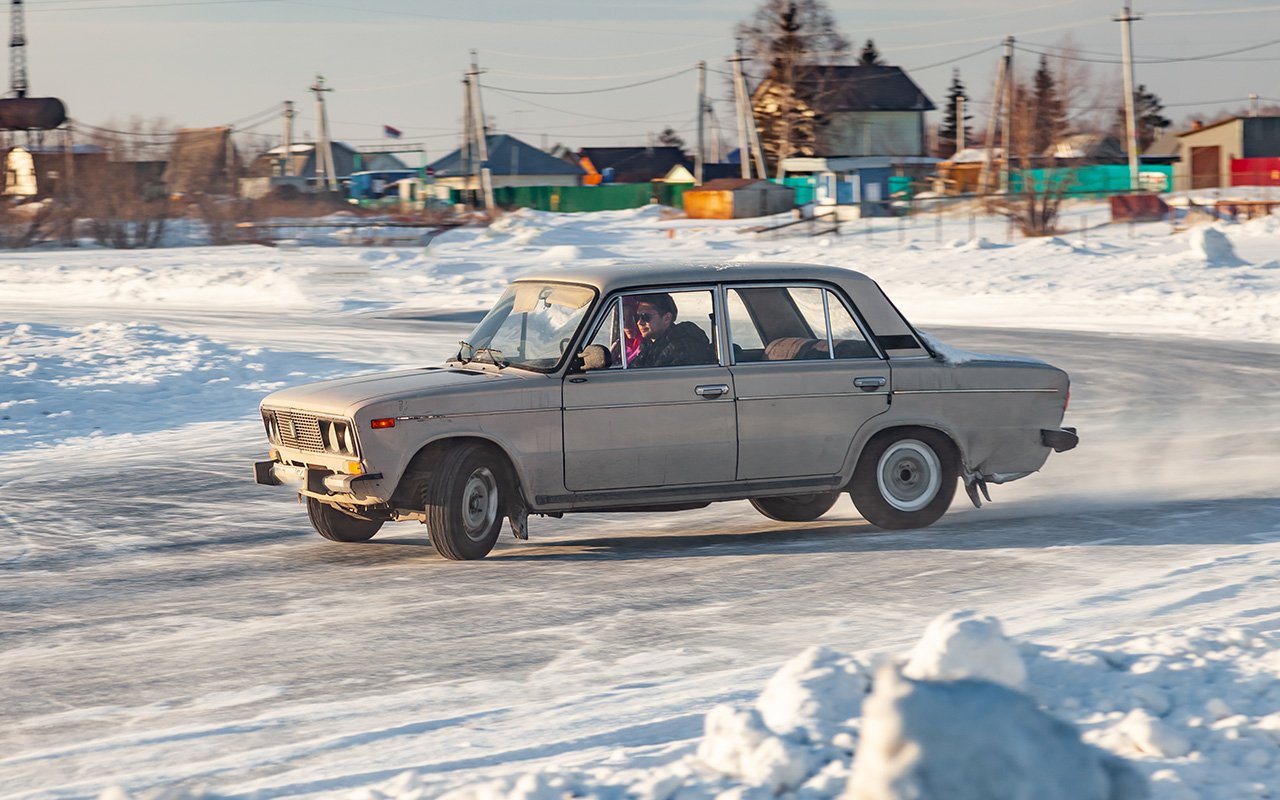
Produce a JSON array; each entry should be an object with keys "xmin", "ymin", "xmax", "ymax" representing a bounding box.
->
[
  {"xmin": 346, "ymin": 461, "xmax": 365, "ymax": 475},
  {"xmin": 370, "ymin": 418, "xmax": 396, "ymax": 429}
]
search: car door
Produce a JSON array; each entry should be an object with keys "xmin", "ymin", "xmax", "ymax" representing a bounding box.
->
[
  {"xmin": 562, "ymin": 288, "xmax": 737, "ymax": 492},
  {"xmin": 727, "ymin": 284, "xmax": 891, "ymax": 481}
]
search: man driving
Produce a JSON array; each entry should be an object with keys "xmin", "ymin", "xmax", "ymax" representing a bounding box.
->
[{"xmin": 629, "ymin": 292, "xmax": 716, "ymax": 368}]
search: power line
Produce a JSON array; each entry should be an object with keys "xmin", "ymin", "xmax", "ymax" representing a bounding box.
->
[
  {"xmin": 481, "ymin": 66, "xmax": 695, "ymax": 96},
  {"xmin": 1016, "ymin": 38, "xmax": 1280, "ymax": 64}
]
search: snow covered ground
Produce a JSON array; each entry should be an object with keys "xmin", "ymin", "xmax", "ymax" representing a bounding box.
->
[{"xmin": 2, "ymin": 199, "xmax": 1279, "ymax": 799}]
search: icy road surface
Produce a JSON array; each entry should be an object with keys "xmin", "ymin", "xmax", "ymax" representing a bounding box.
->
[{"xmin": 2, "ymin": 323, "xmax": 1278, "ymax": 798}]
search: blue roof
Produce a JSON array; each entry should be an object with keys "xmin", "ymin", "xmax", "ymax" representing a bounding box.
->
[{"xmin": 428, "ymin": 134, "xmax": 583, "ymax": 177}]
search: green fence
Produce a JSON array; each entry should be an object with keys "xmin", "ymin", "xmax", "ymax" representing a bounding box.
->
[
  {"xmin": 454, "ymin": 183, "xmax": 692, "ymax": 213},
  {"xmin": 1008, "ymin": 164, "xmax": 1174, "ymax": 197}
]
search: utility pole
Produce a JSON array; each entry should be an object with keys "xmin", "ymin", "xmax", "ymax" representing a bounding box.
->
[
  {"xmin": 1115, "ymin": 2, "xmax": 1142, "ymax": 192},
  {"xmin": 279, "ymin": 100, "xmax": 294, "ymax": 177},
  {"xmin": 1002, "ymin": 36, "xmax": 1014, "ymax": 194},
  {"xmin": 695, "ymin": 60, "xmax": 706, "ymax": 185},
  {"xmin": 729, "ymin": 43, "xmax": 751, "ymax": 179},
  {"xmin": 978, "ymin": 37, "xmax": 1012, "ymax": 194},
  {"xmin": 1249, "ymin": 93, "xmax": 1259, "ymax": 117},
  {"xmin": 10, "ymin": 0, "xmax": 27, "ymax": 97},
  {"xmin": 467, "ymin": 50, "xmax": 495, "ymax": 210},
  {"xmin": 310, "ymin": 75, "xmax": 338, "ymax": 192},
  {"xmin": 462, "ymin": 74, "xmax": 474, "ymax": 196},
  {"xmin": 957, "ymin": 95, "xmax": 966, "ymax": 152}
]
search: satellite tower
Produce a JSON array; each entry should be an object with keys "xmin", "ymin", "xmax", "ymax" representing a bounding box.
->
[{"xmin": 10, "ymin": 0, "xmax": 26, "ymax": 97}]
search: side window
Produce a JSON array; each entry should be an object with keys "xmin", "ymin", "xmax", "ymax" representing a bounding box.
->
[
  {"xmin": 825, "ymin": 291, "xmax": 877, "ymax": 359},
  {"xmin": 726, "ymin": 285, "xmax": 826, "ymax": 362},
  {"xmin": 582, "ymin": 298, "xmax": 625, "ymax": 369},
  {"xmin": 627, "ymin": 289, "xmax": 719, "ymax": 369}
]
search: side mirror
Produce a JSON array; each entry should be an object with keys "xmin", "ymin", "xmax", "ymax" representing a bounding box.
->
[{"xmin": 578, "ymin": 343, "xmax": 612, "ymax": 371}]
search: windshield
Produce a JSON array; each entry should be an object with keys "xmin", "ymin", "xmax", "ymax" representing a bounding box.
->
[{"xmin": 455, "ymin": 281, "xmax": 597, "ymax": 371}]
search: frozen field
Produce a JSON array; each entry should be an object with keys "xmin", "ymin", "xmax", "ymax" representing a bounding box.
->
[{"xmin": 2, "ymin": 201, "xmax": 1279, "ymax": 799}]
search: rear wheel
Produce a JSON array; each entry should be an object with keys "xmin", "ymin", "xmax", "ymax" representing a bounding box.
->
[
  {"xmin": 749, "ymin": 491, "xmax": 841, "ymax": 522},
  {"xmin": 424, "ymin": 444, "xmax": 505, "ymax": 560},
  {"xmin": 306, "ymin": 497, "xmax": 383, "ymax": 542},
  {"xmin": 850, "ymin": 429, "xmax": 958, "ymax": 530}
]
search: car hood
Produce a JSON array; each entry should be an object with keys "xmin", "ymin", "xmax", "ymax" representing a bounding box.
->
[{"xmin": 260, "ymin": 366, "xmax": 519, "ymax": 416}]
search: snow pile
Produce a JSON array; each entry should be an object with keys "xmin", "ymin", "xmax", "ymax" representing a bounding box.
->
[
  {"xmin": 848, "ymin": 668, "xmax": 1146, "ymax": 800},
  {"xmin": 901, "ymin": 609, "xmax": 1027, "ymax": 689},
  {"xmin": 367, "ymin": 610, "xmax": 1280, "ymax": 800},
  {"xmin": 1189, "ymin": 225, "xmax": 1247, "ymax": 267}
]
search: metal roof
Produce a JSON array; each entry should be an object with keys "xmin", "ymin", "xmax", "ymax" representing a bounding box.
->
[
  {"xmin": 429, "ymin": 134, "xmax": 584, "ymax": 177},
  {"xmin": 514, "ymin": 261, "xmax": 875, "ymax": 294},
  {"xmin": 770, "ymin": 65, "xmax": 936, "ymax": 113}
]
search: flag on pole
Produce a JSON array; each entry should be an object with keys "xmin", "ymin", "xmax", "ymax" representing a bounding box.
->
[{"xmin": 383, "ymin": 124, "xmax": 402, "ymax": 139}]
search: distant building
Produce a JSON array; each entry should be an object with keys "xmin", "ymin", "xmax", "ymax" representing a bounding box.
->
[
  {"xmin": 427, "ymin": 134, "xmax": 584, "ymax": 192},
  {"xmin": 1176, "ymin": 115, "xmax": 1280, "ymax": 189},
  {"xmin": 660, "ymin": 163, "xmax": 743, "ymax": 184},
  {"xmin": 578, "ymin": 146, "xmax": 688, "ymax": 184},
  {"xmin": 682, "ymin": 177, "xmax": 795, "ymax": 219},
  {"xmin": 164, "ymin": 127, "xmax": 239, "ymax": 195},
  {"xmin": 246, "ymin": 141, "xmax": 408, "ymax": 184},
  {"xmin": 753, "ymin": 65, "xmax": 935, "ymax": 159}
]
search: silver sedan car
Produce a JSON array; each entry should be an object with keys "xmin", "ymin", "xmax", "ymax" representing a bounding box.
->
[{"xmin": 254, "ymin": 263, "xmax": 1077, "ymax": 560}]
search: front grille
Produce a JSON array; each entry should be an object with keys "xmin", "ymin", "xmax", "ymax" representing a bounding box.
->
[{"xmin": 274, "ymin": 409, "xmax": 324, "ymax": 453}]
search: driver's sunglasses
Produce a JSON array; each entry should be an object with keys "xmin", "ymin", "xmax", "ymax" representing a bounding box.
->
[{"xmin": 636, "ymin": 312, "xmax": 655, "ymax": 322}]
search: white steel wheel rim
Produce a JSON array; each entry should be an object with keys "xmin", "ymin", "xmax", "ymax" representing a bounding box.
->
[
  {"xmin": 460, "ymin": 467, "xmax": 498, "ymax": 541},
  {"xmin": 877, "ymin": 440, "xmax": 941, "ymax": 512}
]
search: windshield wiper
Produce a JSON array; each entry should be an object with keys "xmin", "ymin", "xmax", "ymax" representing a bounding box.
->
[{"xmin": 453, "ymin": 340, "xmax": 508, "ymax": 368}]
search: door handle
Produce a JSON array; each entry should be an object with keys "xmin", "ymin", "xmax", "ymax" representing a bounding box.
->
[
  {"xmin": 854, "ymin": 376, "xmax": 887, "ymax": 391},
  {"xmin": 695, "ymin": 384, "xmax": 730, "ymax": 398}
]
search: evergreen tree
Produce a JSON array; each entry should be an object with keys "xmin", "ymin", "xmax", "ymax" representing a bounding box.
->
[
  {"xmin": 858, "ymin": 39, "xmax": 883, "ymax": 66},
  {"xmin": 938, "ymin": 68, "xmax": 972, "ymax": 157},
  {"xmin": 1031, "ymin": 55, "xmax": 1066, "ymax": 154},
  {"xmin": 1114, "ymin": 84, "xmax": 1171, "ymax": 151},
  {"xmin": 657, "ymin": 127, "xmax": 686, "ymax": 151}
]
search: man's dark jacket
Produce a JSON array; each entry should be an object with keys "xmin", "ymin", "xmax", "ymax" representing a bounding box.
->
[{"xmin": 631, "ymin": 321, "xmax": 715, "ymax": 368}]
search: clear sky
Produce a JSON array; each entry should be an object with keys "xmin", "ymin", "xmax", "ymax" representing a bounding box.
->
[{"xmin": 18, "ymin": 0, "xmax": 1280, "ymax": 161}]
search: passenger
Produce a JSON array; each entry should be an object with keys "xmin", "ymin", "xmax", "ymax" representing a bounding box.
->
[
  {"xmin": 629, "ymin": 293, "xmax": 716, "ymax": 368},
  {"xmin": 612, "ymin": 297, "xmax": 644, "ymax": 366}
]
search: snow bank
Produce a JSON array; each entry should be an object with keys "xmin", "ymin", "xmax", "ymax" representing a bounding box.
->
[
  {"xmin": 848, "ymin": 667, "xmax": 1146, "ymax": 800},
  {"xmin": 1189, "ymin": 226, "xmax": 1248, "ymax": 267},
  {"xmin": 342, "ymin": 612, "xmax": 1280, "ymax": 800},
  {"xmin": 0, "ymin": 320, "xmax": 351, "ymax": 451}
]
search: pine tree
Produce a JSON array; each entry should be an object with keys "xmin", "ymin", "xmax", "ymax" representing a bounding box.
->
[
  {"xmin": 938, "ymin": 68, "xmax": 971, "ymax": 158},
  {"xmin": 1031, "ymin": 55, "xmax": 1065, "ymax": 155},
  {"xmin": 737, "ymin": 0, "xmax": 851, "ymax": 176},
  {"xmin": 1114, "ymin": 84, "xmax": 1171, "ymax": 151},
  {"xmin": 858, "ymin": 39, "xmax": 883, "ymax": 66},
  {"xmin": 657, "ymin": 127, "xmax": 686, "ymax": 151}
]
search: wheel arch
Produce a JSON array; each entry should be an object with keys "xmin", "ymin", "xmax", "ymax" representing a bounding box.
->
[
  {"xmin": 842, "ymin": 420, "xmax": 966, "ymax": 485},
  {"xmin": 391, "ymin": 434, "xmax": 528, "ymax": 511}
]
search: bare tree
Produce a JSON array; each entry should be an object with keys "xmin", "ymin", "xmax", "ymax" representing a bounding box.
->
[{"xmin": 77, "ymin": 118, "xmax": 177, "ymax": 248}]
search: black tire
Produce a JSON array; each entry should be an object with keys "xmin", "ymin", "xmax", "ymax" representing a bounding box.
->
[
  {"xmin": 306, "ymin": 497, "xmax": 383, "ymax": 542},
  {"xmin": 749, "ymin": 491, "xmax": 841, "ymax": 522},
  {"xmin": 850, "ymin": 428, "xmax": 958, "ymax": 530},
  {"xmin": 424, "ymin": 443, "xmax": 505, "ymax": 560}
]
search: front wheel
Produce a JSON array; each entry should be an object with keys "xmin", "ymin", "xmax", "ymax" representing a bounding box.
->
[
  {"xmin": 307, "ymin": 497, "xmax": 383, "ymax": 542},
  {"xmin": 749, "ymin": 491, "xmax": 841, "ymax": 522},
  {"xmin": 424, "ymin": 444, "xmax": 505, "ymax": 560},
  {"xmin": 850, "ymin": 429, "xmax": 958, "ymax": 530}
]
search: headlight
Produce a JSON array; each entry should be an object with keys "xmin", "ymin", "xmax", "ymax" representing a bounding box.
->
[
  {"xmin": 261, "ymin": 410, "xmax": 280, "ymax": 444},
  {"xmin": 320, "ymin": 419, "xmax": 357, "ymax": 455}
]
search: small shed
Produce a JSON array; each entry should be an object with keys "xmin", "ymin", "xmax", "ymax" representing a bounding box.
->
[{"xmin": 682, "ymin": 178, "xmax": 794, "ymax": 219}]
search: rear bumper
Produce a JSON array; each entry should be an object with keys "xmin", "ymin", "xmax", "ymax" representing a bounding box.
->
[{"xmin": 1040, "ymin": 426, "xmax": 1079, "ymax": 453}]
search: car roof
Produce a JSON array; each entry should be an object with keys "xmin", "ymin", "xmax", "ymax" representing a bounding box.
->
[{"xmin": 515, "ymin": 261, "xmax": 876, "ymax": 295}]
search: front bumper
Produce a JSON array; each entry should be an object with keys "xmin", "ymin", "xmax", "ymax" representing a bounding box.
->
[
  {"xmin": 253, "ymin": 460, "xmax": 383, "ymax": 494},
  {"xmin": 1040, "ymin": 426, "xmax": 1079, "ymax": 453}
]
